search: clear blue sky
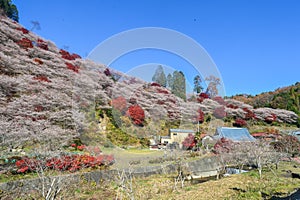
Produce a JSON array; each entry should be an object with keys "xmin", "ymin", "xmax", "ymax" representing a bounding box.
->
[{"xmin": 13, "ymin": 0, "xmax": 300, "ymax": 96}]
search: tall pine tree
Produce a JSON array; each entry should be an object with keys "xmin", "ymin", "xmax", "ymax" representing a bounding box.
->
[
  {"xmin": 172, "ymin": 71, "xmax": 186, "ymax": 100},
  {"xmin": 152, "ymin": 65, "xmax": 167, "ymax": 87},
  {"xmin": 0, "ymin": 0, "xmax": 18, "ymax": 22}
]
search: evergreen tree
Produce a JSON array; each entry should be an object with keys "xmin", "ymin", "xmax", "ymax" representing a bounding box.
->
[
  {"xmin": 193, "ymin": 75, "xmax": 203, "ymax": 94},
  {"xmin": 172, "ymin": 71, "xmax": 186, "ymax": 100},
  {"xmin": 167, "ymin": 73, "xmax": 173, "ymax": 89},
  {"xmin": 152, "ymin": 65, "xmax": 167, "ymax": 87},
  {"xmin": 0, "ymin": 0, "xmax": 18, "ymax": 22}
]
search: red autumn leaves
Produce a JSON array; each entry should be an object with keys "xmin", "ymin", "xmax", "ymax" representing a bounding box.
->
[
  {"xmin": 16, "ymin": 154, "xmax": 115, "ymax": 173},
  {"xmin": 111, "ymin": 96, "xmax": 145, "ymax": 126}
]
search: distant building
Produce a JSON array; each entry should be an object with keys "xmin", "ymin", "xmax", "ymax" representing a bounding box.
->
[
  {"xmin": 160, "ymin": 129, "xmax": 195, "ymax": 149},
  {"xmin": 214, "ymin": 127, "xmax": 255, "ymax": 142}
]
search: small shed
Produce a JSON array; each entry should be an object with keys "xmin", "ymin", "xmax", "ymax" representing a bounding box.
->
[{"xmin": 214, "ymin": 127, "xmax": 255, "ymax": 142}]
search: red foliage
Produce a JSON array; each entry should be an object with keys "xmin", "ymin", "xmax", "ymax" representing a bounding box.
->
[
  {"xmin": 17, "ymin": 38, "xmax": 33, "ymax": 49},
  {"xmin": 233, "ymin": 118, "xmax": 247, "ymax": 127},
  {"xmin": 182, "ymin": 133, "xmax": 196, "ymax": 150},
  {"xmin": 71, "ymin": 143, "xmax": 77, "ymax": 147},
  {"xmin": 16, "ymin": 154, "xmax": 115, "ymax": 173},
  {"xmin": 265, "ymin": 113, "xmax": 277, "ymax": 123},
  {"xmin": 37, "ymin": 39, "xmax": 48, "ymax": 50},
  {"xmin": 199, "ymin": 92, "xmax": 210, "ymax": 99},
  {"xmin": 59, "ymin": 49, "xmax": 81, "ymax": 60},
  {"xmin": 33, "ymin": 58, "xmax": 43, "ymax": 65},
  {"xmin": 226, "ymin": 104, "xmax": 239, "ymax": 109},
  {"xmin": 157, "ymin": 100, "xmax": 165, "ymax": 105},
  {"xmin": 77, "ymin": 145, "xmax": 85, "ymax": 151},
  {"xmin": 157, "ymin": 88, "xmax": 169, "ymax": 94},
  {"xmin": 151, "ymin": 82, "xmax": 161, "ymax": 87},
  {"xmin": 65, "ymin": 62, "xmax": 80, "ymax": 73},
  {"xmin": 195, "ymin": 109, "xmax": 205, "ymax": 123},
  {"xmin": 213, "ymin": 106, "xmax": 227, "ymax": 119},
  {"xmin": 111, "ymin": 96, "xmax": 127, "ymax": 113},
  {"xmin": 34, "ymin": 105, "xmax": 44, "ymax": 112},
  {"xmin": 126, "ymin": 105, "xmax": 145, "ymax": 126},
  {"xmin": 16, "ymin": 27, "xmax": 29, "ymax": 34},
  {"xmin": 214, "ymin": 138, "xmax": 233, "ymax": 153},
  {"xmin": 242, "ymin": 107, "xmax": 256, "ymax": 120},
  {"xmin": 213, "ymin": 96, "xmax": 226, "ymax": 105},
  {"xmin": 104, "ymin": 68, "xmax": 112, "ymax": 76},
  {"xmin": 33, "ymin": 75, "xmax": 51, "ymax": 83}
]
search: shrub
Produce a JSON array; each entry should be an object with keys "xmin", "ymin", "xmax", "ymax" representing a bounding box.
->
[
  {"xmin": 15, "ymin": 154, "xmax": 115, "ymax": 173},
  {"xmin": 272, "ymin": 135, "xmax": 300, "ymax": 156},
  {"xmin": 36, "ymin": 39, "xmax": 48, "ymax": 50},
  {"xmin": 213, "ymin": 106, "xmax": 226, "ymax": 119},
  {"xmin": 242, "ymin": 107, "xmax": 256, "ymax": 120},
  {"xmin": 33, "ymin": 58, "xmax": 43, "ymax": 65},
  {"xmin": 199, "ymin": 92, "xmax": 210, "ymax": 99},
  {"xmin": 59, "ymin": 49, "xmax": 81, "ymax": 60},
  {"xmin": 126, "ymin": 105, "xmax": 145, "ymax": 126},
  {"xmin": 111, "ymin": 96, "xmax": 127, "ymax": 113},
  {"xmin": 195, "ymin": 109, "xmax": 205, "ymax": 123},
  {"xmin": 65, "ymin": 62, "xmax": 79, "ymax": 73},
  {"xmin": 17, "ymin": 38, "xmax": 33, "ymax": 49},
  {"xmin": 33, "ymin": 75, "xmax": 51, "ymax": 83},
  {"xmin": 214, "ymin": 138, "xmax": 233, "ymax": 153},
  {"xmin": 182, "ymin": 133, "xmax": 196, "ymax": 150},
  {"xmin": 157, "ymin": 88, "xmax": 169, "ymax": 94},
  {"xmin": 151, "ymin": 82, "xmax": 161, "ymax": 87},
  {"xmin": 16, "ymin": 27, "xmax": 29, "ymax": 34},
  {"xmin": 104, "ymin": 68, "xmax": 112, "ymax": 77},
  {"xmin": 226, "ymin": 104, "xmax": 239, "ymax": 109},
  {"xmin": 265, "ymin": 113, "xmax": 277, "ymax": 123},
  {"xmin": 233, "ymin": 118, "xmax": 247, "ymax": 127},
  {"xmin": 213, "ymin": 96, "xmax": 226, "ymax": 105}
]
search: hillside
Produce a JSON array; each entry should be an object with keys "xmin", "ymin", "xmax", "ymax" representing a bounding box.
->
[
  {"xmin": 0, "ymin": 16, "xmax": 299, "ymax": 155},
  {"xmin": 231, "ymin": 83, "xmax": 300, "ymax": 117}
]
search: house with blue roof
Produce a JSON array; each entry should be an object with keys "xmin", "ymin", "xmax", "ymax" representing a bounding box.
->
[{"xmin": 214, "ymin": 127, "xmax": 255, "ymax": 142}]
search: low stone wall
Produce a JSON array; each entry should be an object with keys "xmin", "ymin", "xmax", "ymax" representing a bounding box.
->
[{"xmin": 0, "ymin": 156, "xmax": 221, "ymax": 195}]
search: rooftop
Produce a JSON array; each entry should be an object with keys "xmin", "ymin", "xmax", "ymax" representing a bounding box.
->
[
  {"xmin": 215, "ymin": 127, "xmax": 255, "ymax": 142},
  {"xmin": 170, "ymin": 129, "xmax": 195, "ymax": 133}
]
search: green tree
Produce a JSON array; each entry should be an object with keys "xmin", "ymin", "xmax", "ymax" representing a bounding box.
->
[
  {"xmin": 193, "ymin": 75, "xmax": 203, "ymax": 94},
  {"xmin": 152, "ymin": 65, "xmax": 167, "ymax": 87},
  {"xmin": 0, "ymin": 0, "xmax": 18, "ymax": 22},
  {"xmin": 172, "ymin": 71, "xmax": 186, "ymax": 100},
  {"xmin": 167, "ymin": 73, "xmax": 173, "ymax": 89}
]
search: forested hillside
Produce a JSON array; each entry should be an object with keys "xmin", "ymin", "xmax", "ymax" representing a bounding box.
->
[{"xmin": 232, "ymin": 83, "xmax": 300, "ymax": 116}]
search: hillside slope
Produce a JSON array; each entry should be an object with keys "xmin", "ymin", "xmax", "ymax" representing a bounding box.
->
[
  {"xmin": 232, "ymin": 83, "xmax": 300, "ymax": 116},
  {"xmin": 0, "ymin": 16, "xmax": 299, "ymax": 153}
]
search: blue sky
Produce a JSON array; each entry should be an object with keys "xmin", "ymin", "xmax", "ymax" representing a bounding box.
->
[{"xmin": 13, "ymin": 0, "xmax": 300, "ymax": 96}]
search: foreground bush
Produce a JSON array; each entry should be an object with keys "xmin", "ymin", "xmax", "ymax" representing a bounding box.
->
[{"xmin": 15, "ymin": 154, "xmax": 115, "ymax": 173}]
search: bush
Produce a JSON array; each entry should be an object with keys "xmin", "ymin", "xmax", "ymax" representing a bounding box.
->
[
  {"xmin": 16, "ymin": 27, "xmax": 29, "ymax": 34},
  {"xmin": 59, "ymin": 49, "xmax": 81, "ymax": 60},
  {"xmin": 16, "ymin": 38, "xmax": 33, "ymax": 49},
  {"xmin": 33, "ymin": 75, "xmax": 51, "ymax": 83},
  {"xmin": 195, "ymin": 109, "xmax": 205, "ymax": 123},
  {"xmin": 36, "ymin": 39, "xmax": 48, "ymax": 50},
  {"xmin": 15, "ymin": 154, "xmax": 115, "ymax": 173},
  {"xmin": 213, "ymin": 106, "xmax": 227, "ymax": 119},
  {"xmin": 182, "ymin": 133, "xmax": 196, "ymax": 150},
  {"xmin": 111, "ymin": 96, "xmax": 127, "ymax": 113},
  {"xmin": 213, "ymin": 96, "xmax": 226, "ymax": 105},
  {"xmin": 65, "ymin": 62, "xmax": 79, "ymax": 73},
  {"xmin": 126, "ymin": 105, "xmax": 145, "ymax": 126},
  {"xmin": 265, "ymin": 113, "xmax": 277, "ymax": 123},
  {"xmin": 233, "ymin": 118, "xmax": 247, "ymax": 127}
]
